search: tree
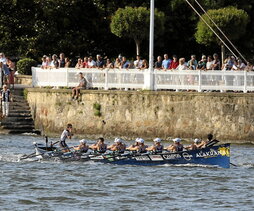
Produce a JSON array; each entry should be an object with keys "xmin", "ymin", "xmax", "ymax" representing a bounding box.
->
[
  {"xmin": 195, "ymin": 6, "xmax": 249, "ymax": 60},
  {"xmin": 110, "ymin": 6, "xmax": 165, "ymax": 56}
]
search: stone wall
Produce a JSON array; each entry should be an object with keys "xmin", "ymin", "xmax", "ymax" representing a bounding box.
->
[
  {"xmin": 15, "ymin": 75, "xmax": 32, "ymax": 86},
  {"xmin": 26, "ymin": 88, "xmax": 254, "ymax": 143}
]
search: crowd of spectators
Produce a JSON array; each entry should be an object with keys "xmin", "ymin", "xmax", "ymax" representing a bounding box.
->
[{"xmin": 40, "ymin": 53, "xmax": 254, "ymax": 71}]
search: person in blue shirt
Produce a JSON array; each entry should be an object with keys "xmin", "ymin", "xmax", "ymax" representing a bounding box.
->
[
  {"xmin": 96, "ymin": 54, "xmax": 105, "ymax": 68},
  {"xmin": 162, "ymin": 54, "xmax": 172, "ymax": 69},
  {"xmin": 187, "ymin": 55, "xmax": 198, "ymax": 70},
  {"xmin": 121, "ymin": 57, "xmax": 130, "ymax": 69}
]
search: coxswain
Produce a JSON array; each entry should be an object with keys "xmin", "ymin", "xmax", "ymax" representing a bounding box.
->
[
  {"xmin": 185, "ymin": 138, "xmax": 201, "ymax": 151},
  {"xmin": 126, "ymin": 138, "xmax": 140, "ymax": 151},
  {"xmin": 89, "ymin": 137, "xmax": 107, "ymax": 153},
  {"xmin": 197, "ymin": 133, "xmax": 213, "ymax": 148},
  {"xmin": 166, "ymin": 138, "xmax": 184, "ymax": 152},
  {"xmin": 147, "ymin": 138, "xmax": 164, "ymax": 153},
  {"xmin": 108, "ymin": 138, "xmax": 126, "ymax": 153},
  {"xmin": 59, "ymin": 123, "xmax": 73, "ymax": 152},
  {"xmin": 74, "ymin": 139, "xmax": 89, "ymax": 153}
]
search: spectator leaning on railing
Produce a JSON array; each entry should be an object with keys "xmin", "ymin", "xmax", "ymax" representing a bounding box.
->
[
  {"xmin": 83, "ymin": 57, "xmax": 88, "ymax": 68},
  {"xmin": 59, "ymin": 53, "xmax": 65, "ymax": 68},
  {"xmin": 120, "ymin": 57, "xmax": 131, "ymax": 69},
  {"xmin": 162, "ymin": 54, "xmax": 171, "ymax": 70},
  {"xmin": 134, "ymin": 55, "xmax": 143, "ymax": 69},
  {"xmin": 212, "ymin": 53, "xmax": 220, "ymax": 70},
  {"xmin": 75, "ymin": 58, "xmax": 83, "ymax": 69},
  {"xmin": 197, "ymin": 55, "xmax": 207, "ymax": 70},
  {"xmin": 96, "ymin": 54, "xmax": 105, "ymax": 68},
  {"xmin": 51, "ymin": 54, "xmax": 59, "ymax": 68},
  {"xmin": 114, "ymin": 58, "xmax": 121, "ymax": 69},
  {"xmin": 206, "ymin": 56, "xmax": 213, "ymax": 70},
  {"xmin": 154, "ymin": 56, "xmax": 162, "ymax": 69},
  {"xmin": 169, "ymin": 55, "xmax": 179, "ymax": 70},
  {"xmin": 88, "ymin": 56, "xmax": 96, "ymax": 68},
  {"xmin": 39, "ymin": 51, "xmax": 250, "ymax": 72},
  {"xmin": 187, "ymin": 55, "xmax": 198, "ymax": 70}
]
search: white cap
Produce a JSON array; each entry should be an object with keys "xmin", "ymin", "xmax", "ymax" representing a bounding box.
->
[
  {"xmin": 135, "ymin": 138, "xmax": 140, "ymax": 142},
  {"xmin": 173, "ymin": 138, "xmax": 181, "ymax": 143},
  {"xmin": 138, "ymin": 138, "xmax": 144, "ymax": 144},
  {"xmin": 194, "ymin": 138, "xmax": 201, "ymax": 143},
  {"xmin": 114, "ymin": 138, "xmax": 121, "ymax": 143},
  {"xmin": 80, "ymin": 139, "xmax": 86, "ymax": 144},
  {"xmin": 154, "ymin": 138, "xmax": 161, "ymax": 143}
]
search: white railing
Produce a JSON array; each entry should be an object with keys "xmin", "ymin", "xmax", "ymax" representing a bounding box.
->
[{"xmin": 32, "ymin": 67, "xmax": 254, "ymax": 93}]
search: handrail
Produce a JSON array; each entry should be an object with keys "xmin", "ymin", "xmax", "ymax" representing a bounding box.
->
[{"xmin": 32, "ymin": 67, "xmax": 254, "ymax": 93}]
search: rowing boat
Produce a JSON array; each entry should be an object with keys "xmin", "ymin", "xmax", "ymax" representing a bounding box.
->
[{"xmin": 32, "ymin": 142, "xmax": 231, "ymax": 168}]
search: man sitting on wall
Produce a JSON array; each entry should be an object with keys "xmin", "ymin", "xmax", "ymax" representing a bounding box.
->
[{"xmin": 71, "ymin": 72, "xmax": 87, "ymax": 100}]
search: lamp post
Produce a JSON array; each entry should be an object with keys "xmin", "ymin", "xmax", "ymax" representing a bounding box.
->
[{"xmin": 144, "ymin": 0, "xmax": 155, "ymax": 90}]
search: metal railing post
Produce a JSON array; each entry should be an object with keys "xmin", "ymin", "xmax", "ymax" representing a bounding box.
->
[
  {"xmin": 244, "ymin": 70, "xmax": 247, "ymax": 93},
  {"xmin": 66, "ymin": 68, "xmax": 69, "ymax": 87},
  {"xmin": 198, "ymin": 70, "xmax": 202, "ymax": 92},
  {"xmin": 105, "ymin": 69, "xmax": 109, "ymax": 90}
]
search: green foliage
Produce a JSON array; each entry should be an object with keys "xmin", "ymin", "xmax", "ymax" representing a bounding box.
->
[
  {"xmin": 93, "ymin": 102, "xmax": 102, "ymax": 117},
  {"xmin": 23, "ymin": 89, "xmax": 28, "ymax": 100},
  {"xmin": 110, "ymin": 6, "xmax": 165, "ymax": 55},
  {"xmin": 93, "ymin": 103, "xmax": 101, "ymax": 111},
  {"xmin": 195, "ymin": 6, "xmax": 249, "ymax": 46},
  {"xmin": 94, "ymin": 110, "xmax": 102, "ymax": 117},
  {"xmin": 17, "ymin": 58, "xmax": 38, "ymax": 75}
]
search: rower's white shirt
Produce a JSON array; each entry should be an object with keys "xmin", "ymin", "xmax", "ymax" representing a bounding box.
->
[{"xmin": 60, "ymin": 129, "xmax": 70, "ymax": 142}]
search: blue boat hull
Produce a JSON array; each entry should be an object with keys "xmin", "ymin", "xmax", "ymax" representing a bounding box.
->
[{"xmin": 99, "ymin": 144, "xmax": 231, "ymax": 168}]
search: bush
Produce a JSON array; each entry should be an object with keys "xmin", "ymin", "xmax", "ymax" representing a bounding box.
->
[{"xmin": 17, "ymin": 58, "xmax": 38, "ymax": 75}]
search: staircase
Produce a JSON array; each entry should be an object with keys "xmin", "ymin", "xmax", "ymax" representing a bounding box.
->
[{"xmin": 0, "ymin": 88, "xmax": 40, "ymax": 135}]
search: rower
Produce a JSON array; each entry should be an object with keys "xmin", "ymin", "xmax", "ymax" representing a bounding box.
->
[
  {"xmin": 128, "ymin": 138, "xmax": 148, "ymax": 153},
  {"xmin": 166, "ymin": 138, "xmax": 184, "ymax": 152},
  {"xmin": 89, "ymin": 137, "xmax": 107, "ymax": 153},
  {"xmin": 59, "ymin": 123, "xmax": 73, "ymax": 152},
  {"xmin": 74, "ymin": 139, "xmax": 89, "ymax": 153},
  {"xmin": 147, "ymin": 138, "xmax": 164, "ymax": 153},
  {"xmin": 185, "ymin": 138, "xmax": 201, "ymax": 151},
  {"xmin": 108, "ymin": 138, "xmax": 126, "ymax": 153},
  {"xmin": 197, "ymin": 133, "xmax": 213, "ymax": 148},
  {"xmin": 126, "ymin": 138, "xmax": 140, "ymax": 151},
  {"xmin": 137, "ymin": 139, "xmax": 148, "ymax": 153}
]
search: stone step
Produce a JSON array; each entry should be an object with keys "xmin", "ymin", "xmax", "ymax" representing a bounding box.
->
[
  {"xmin": 8, "ymin": 113, "xmax": 32, "ymax": 118},
  {"xmin": 0, "ymin": 88, "xmax": 39, "ymax": 135},
  {"xmin": 1, "ymin": 116, "xmax": 33, "ymax": 121},
  {"xmin": 1, "ymin": 121, "xmax": 34, "ymax": 126},
  {"xmin": 2, "ymin": 124, "xmax": 35, "ymax": 130},
  {"xmin": 8, "ymin": 110, "xmax": 31, "ymax": 114},
  {"xmin": 9, "ymin": 105, "xmax": 30, "ymax": 110}
]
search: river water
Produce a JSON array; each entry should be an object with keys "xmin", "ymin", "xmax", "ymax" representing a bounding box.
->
[{"xmin": 0, "ymin": 134, "xmax": 254, "ymax": 211}]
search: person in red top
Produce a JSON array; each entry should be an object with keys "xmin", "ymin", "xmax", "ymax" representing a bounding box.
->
[
  {"xmin": 169, "ymin": 55, "xmax": 179, "ymax": 70},
  {"xmin": 83, "ymin": 57, "xmax": 88, "ymax": 68}
]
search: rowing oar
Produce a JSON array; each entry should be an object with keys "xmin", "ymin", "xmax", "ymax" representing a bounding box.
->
[
  {"xmin": 230, "ymin": 162, "xmax": 237, "ymax": 167},
  {"xmin": 52, "ymin": 141, "xmax": 60, "ymax": 146},
  {"xmin": 20, "ymin": 152, "xmax": 37, "ymax": 160}
]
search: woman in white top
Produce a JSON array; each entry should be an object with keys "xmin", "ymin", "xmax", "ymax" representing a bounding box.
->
[
  {"xmin": 206, "ymin": 56, "xmax": 213, "ymax": 70},
  {"xmin": 176, "ymin": 58, "xmax": 187, "ymax": 70}
]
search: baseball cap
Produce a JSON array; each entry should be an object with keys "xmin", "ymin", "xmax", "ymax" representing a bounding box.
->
[
  {"xmin": 154, "ymin": 138, "xmax": 161, "ymax": 143},
  {"xmin": 173, "ymin": 138, "xmax": 181, "ymax": 143}
]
